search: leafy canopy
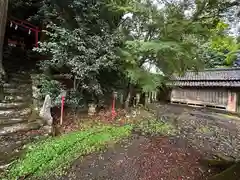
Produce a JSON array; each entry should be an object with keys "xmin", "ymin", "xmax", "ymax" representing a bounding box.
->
[
  {"xmin": 34, "ymin": 0, "xmax": 240, "ymax": 96},
  {"xmin": 36, "ymin": 0, "xmax": 126, "ymax": 96}
]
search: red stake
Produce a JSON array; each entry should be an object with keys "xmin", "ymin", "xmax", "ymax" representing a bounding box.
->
[
  {"xmin": 60, "ymin": 96, "xmax": 65, "ymax": 125},
  {"xmin": 111, "ymin": 93, "xmax": 117, "ymax": 120}
]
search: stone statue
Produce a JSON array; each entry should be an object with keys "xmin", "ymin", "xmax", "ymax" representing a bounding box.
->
[{"xmin": 39, "ymin": 95, "xmax": 53, "ymax": 126}]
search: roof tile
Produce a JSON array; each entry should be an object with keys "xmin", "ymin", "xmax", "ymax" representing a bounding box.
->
[
  {"xmin": 168, "ymin": 80, "xmax": 240, "ymax": 87},
  {"xmin": 173, "ymin": 68, "xmax": 240, "ymax": 81}
]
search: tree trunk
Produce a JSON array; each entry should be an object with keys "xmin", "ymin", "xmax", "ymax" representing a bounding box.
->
[{"xmin": 0, "ymin": 0, "xmax": 8, "ymax": 80}]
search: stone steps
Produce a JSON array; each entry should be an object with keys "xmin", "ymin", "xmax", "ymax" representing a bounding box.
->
[
  {"xmin": 0, "ymin": 102, "xmax": 29, "ymax": 110},
  {"xmin": 7, "ymin": 72, "xmax": 31, "ymax": 79},
  {"xmin": 0, "ymin": 121, "xmax": 42, "ymax": 136},
  {"xmin": 0, "ymin": 70, "xmax": 42, "ymax": 136},
  {"xmin": 8, "ymin": 78, "xmax": 32, "ymax": 84},
  {"xmin": 0, "ymin": 118, "xmax": 27, "ymax": 126},
  {"xmin": 3, "ymin": 95, "xmax": 31, "ymax": 102},
  {"xmin": 3, "ymin": 83, "xmax": 32, "ymax": 89},
  {"xmin": 0, "ymin": 108, "xmax": 32, "ymax": 118},
  {"xmin": 3, "ymin": 88, "xmax": 32, "ymax": 95}
]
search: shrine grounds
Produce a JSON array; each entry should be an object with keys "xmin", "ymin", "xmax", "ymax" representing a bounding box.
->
[{"xmin": 1, "ymin": 104, "xmax": 240, "ymax": 180}]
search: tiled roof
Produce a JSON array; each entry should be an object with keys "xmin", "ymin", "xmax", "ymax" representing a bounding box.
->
[
  {"xmin": 170, "ymin": 80, "xmax": 240, "ymax": 87},
  {"xmin": 169, "ymin": 68, "xmax": 240, "ymax": 87},
  {"xmin": 173, "ymin": 68, "xmax": 240, "ymax": 81}
]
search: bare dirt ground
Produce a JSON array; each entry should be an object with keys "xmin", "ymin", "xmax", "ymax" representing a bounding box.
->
[{"xmin": 57, "ymin": 135, "xmax": 214, "ymax": 180}]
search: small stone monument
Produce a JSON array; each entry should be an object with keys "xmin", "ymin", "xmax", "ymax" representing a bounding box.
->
[
  {"xmin": 136, "ymin": 93, "xmax": 140, "ymax": 106},
  {"xmin": 39, "ymin": 95, "xmax": 53, "ymax": 134},
  {"xmin": 88, "ymin": 103, "xmax": 97, "ymax": 116}
]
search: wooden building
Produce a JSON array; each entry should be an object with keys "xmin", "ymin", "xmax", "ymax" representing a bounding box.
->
[{"xmin": 169, "ymin": 68, "xmax": 240, "ymax": 112}]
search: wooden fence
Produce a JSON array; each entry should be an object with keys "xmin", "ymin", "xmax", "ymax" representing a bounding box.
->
[{"xmin": 171, "ymin": 88, "xmax": 228, "ymax": 108}]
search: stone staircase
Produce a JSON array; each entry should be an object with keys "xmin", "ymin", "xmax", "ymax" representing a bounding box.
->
[
  {"xmin": 0, "ymin": 71, "xmax": 42, "ymax": 135},
  {"xmin": 0, "ymin": 48, "xmax": 46, "ymax": 174}
]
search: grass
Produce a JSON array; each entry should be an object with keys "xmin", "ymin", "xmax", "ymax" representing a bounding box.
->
[
  {"xmin": 7, "ymin": 124, "xmax": 132, "ymax": 179},
  {"xmin": 5, "ymin": 116, "xmax": 178, "ymax": 179},
  {"xmin": 133, "ymin": 119, "xmax": 177, "ymax": 136}
]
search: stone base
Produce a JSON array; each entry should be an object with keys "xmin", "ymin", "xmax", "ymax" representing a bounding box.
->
[{"xmin": 42, "ymin": 125, "xmax": 53, "ymax": 136}]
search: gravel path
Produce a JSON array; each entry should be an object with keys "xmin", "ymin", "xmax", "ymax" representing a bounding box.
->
[{"xmin": 152, "ymin": 104, "xmax": 240, "ymax": 159}]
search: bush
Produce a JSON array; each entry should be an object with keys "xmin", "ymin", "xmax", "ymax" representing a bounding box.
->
[
  {"xmin": 65, "ymin": 89, "xmax": 85, "ymax": 109},
  {"xmin": 36, "ymin": 74, "xmax": 64, "ymax": 106}
]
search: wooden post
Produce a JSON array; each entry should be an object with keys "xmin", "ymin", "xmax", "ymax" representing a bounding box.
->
[
  {"xmin": 60, "ymin": 96, "xmax": 65, "ymax": 125},
  {"xmin": 112, "ymin": 91, "xmax": 117, "ymax": 119}
]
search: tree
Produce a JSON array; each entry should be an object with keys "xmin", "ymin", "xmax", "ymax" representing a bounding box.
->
[
  {"xmin": 115, "ymin": 0, "xmax": 240, "ymax": 107},
  {"xmin": 35, "ymin": 0, "xmax": 130, "ymax": 105},
  {"xmin": 34, "ymin": 0, "xmax": 240, "ymax": 107},
  {"xmin": 117, "ymin": 0, "xmax": 223, "ymax": 106},
  {"xmin": 203, "ymin": 21, "xmax": 240, "ymax": 67},
  {"xmin": 0, "ymin": 0, "xmax": 8, "ymax": 80}
]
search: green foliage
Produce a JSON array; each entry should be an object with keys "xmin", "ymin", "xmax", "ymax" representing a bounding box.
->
[
  {"xmin": 118, "ymin": 0, "xmax": 219, "ymax": 91},
  {"xmin": 204, "ymin": 21, "xmax": 240, "ymax": 67},
  {"xmin": 133, "ymin": 119, "xmax": 177, "ymax": 136},
  {"xmin": 37, "ymin": 75, "xmax": 64, "ymax": 105},
  {"xmin": 203, "ymin": 49, "xmax": 227, "ymax": 68},
  {"xmin": 13, "ymin": 0, "xmax": 240, "ymax": 101},
  {"xmin": 7, "ymin": 124, "xmax": 132, "ymax": 179},
  {"xmin": 126, "ymin": 65, "xmax": 164, "ymax": 92},
  {"xmin": 35, "ymin": 0, "xmax": 124, "ymax": 97},
  {"xmin": 65, "ymin": 89, "xmax": 85, "ymax": 109},
  {"xmin": 119, "ymin": 0, "xmax": 240, "ymax": 79},
  {"xmin": 9, "ymin": 0, "xmax": 40, "ymax": 20}
]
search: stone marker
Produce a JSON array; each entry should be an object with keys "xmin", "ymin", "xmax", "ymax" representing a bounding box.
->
[
  {"xmin": 88, "ymin": 103, "xmax": 96, "ymax": 116},
  {"xmin": 40, "ymin": 95, "xmax": 53, "ymax": 125},
  {"xmin": 39, "ymin": 95, "xmax": 53, "ymax": 134}
]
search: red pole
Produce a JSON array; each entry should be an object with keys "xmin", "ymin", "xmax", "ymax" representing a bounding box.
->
[
  {"xmin": 111, "ymin": 92, "xmax": 117, "ymax": 119},
  {"xmin": 60, "ymin": 96, "xmax": 65, "ymax": 125}
]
